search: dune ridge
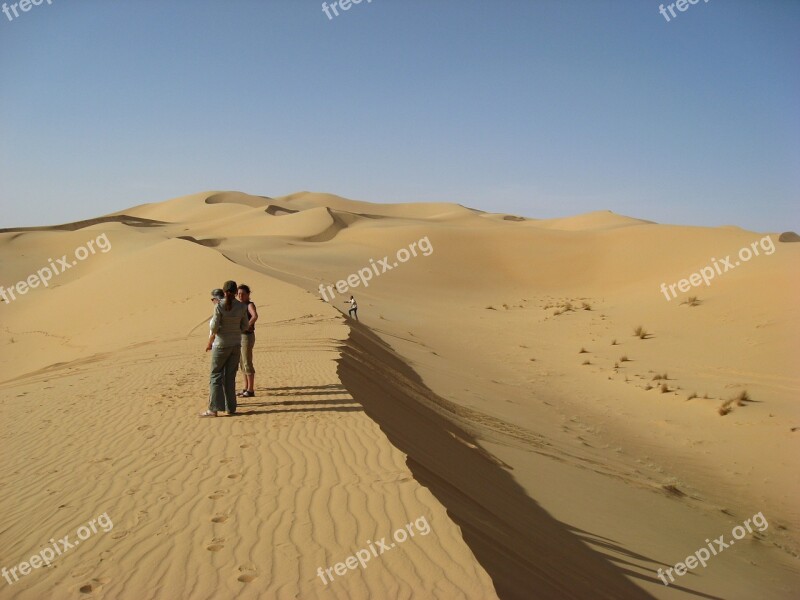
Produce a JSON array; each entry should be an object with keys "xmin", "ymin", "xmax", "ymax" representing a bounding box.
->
[{"xmin": 1, "ymin": 189, "xmax": 798, "ymax": 599}]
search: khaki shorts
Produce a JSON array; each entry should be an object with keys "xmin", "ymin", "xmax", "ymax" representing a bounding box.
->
[{"xmin": 240, "ymin": 332, "xmax": 255, "ymax": 374}]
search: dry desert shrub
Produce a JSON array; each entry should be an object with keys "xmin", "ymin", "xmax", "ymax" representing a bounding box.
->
[
  {"xmin": 634, "ymin": 326, "xmax": 649, "ymax": 339},
  {"xmin": 681, "ymin": 296, "xmax": 702, "ymax": 307},
  {"xmin": 662, "ymin": 484, "xmax": 687, "ymax": 498},
  {"xmin": 718, "ymin": 398, "xmax": 736, "ymax": 415}
]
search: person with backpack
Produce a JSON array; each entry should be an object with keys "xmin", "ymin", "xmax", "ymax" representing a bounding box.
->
[
  {"xmin": 236, "ymin": 284, "xmax": 259, "ymax": 398},
  {"xmin": 200, "ymin": 280, "xmax": 250, "ymax": 417}
]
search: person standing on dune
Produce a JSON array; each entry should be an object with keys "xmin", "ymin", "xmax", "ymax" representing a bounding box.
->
[
  {"xmin": 201, "ymin": 280, "xmax": 250, "ymax": 417},
  {"xmin": 345, "ymin": 295, "xmax": 358, "ymax": 320},
  {"xmin": 236, "ymin": 284, "xmax": 258, "ymax": 398}
]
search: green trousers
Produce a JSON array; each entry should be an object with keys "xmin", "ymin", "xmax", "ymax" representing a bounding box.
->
[{"xmin": 209, "ymin": 345, "xmax": 241, "ymax": 413}]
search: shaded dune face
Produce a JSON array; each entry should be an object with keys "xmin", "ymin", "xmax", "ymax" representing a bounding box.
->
[
  {"xmin": 778, "ymin": 231, "xmax": 800, "ymax": 242},
  {"xmin": 265, "ymin": 205, "xmax": 298, "ymax": 216},
  {"xmin": 0, "ymin": 215, "xmax": 167, "ymax": 234},
  {"xmin": 205, "ymin": 192, "xmax": 271, "ymax": 209}
]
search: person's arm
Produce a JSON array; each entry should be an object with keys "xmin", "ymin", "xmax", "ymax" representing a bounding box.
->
[
  {"xmin": 248, "ymin": 303, "xmax": 258, "ymax": 330},
  {"xmin": 207, "ymin": 306, "xmax": 221, "ymax": 351}
]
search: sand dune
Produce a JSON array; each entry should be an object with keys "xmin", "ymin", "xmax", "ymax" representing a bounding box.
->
[{"xmin": 1, "ymin": 190, "xmax": 798, "ymax": 599}]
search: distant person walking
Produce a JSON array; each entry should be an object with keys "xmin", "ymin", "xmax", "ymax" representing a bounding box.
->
[
  {"xmin": 345, "ymin": 295, "xmax": 358, "ymax": 320},
  {"xmin": 236, "ymin": 284, "xmax": 259, "ymax": 398},
  {"xmin": 200, "ymin": 280, "xmax": 250, "ymax": 417}
]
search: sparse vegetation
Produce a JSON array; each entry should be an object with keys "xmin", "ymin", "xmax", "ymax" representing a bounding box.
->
[
  {"xmin": 652, "ymin": 373, "xmax": 668, "ymax": 381},
  {"xmin": 718, "ymin": 403, "xmax": 733, "ymax": 416},
  {"xmin": 581, "ymin": 302, "xmax": 592, "ymax": 311},
  {"xmin": 634, "ymin": 326, "xmax": 649, "ymax": 339},
  {"xmin": 579, "ymin": 347, "xmax": 588, "ymax": 354},
  {"xmin": 611, "ymin": 339, "xmax": 618, "ymax": 345},
  {"xmin": 620, "ymin": 355, "xmax": 629, "ymax": 362},
  {"xmin": 582, "ymin": 360, "xmax": 591, "ymax": 365},
  {"xmin": 687, "ymin": 392, "xmax": 697, "ymax": 400},
  {"xmin": 717, "ymin": 391, "xmax": 753, "ymax": 415},
  {"xmin": 662, "ymin": 484, "xmax": 686, "ymax": 498},
  {"xmin": 660, "ymin": 383, "xmax": 670, "ymax": 393},
  {"xmin": 644, "ymin": 384, "xmax": 653, "ymax": 390},
  {"xmin": 681, "ymin": 296, "xmax": 702, "ymax": 307}
]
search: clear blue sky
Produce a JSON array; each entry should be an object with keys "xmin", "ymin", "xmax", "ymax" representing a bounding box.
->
[{"xmin": 1, "ymin": 0, "xmax": 798, "ymax": 231}]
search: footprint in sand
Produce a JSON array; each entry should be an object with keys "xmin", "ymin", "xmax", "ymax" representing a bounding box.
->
[
  {"xmin": 111, "ymin": 530, "xmax": 129, "ymax": 540},
  {"xmin": 206, "ymin": 537, "xmax": 225, "ymax": 552},
  {"xmin": 211, "ymin": 514, "xmax": 228, "ymax": 523},
  {"xmin": 79, "ymin": 577, "xmax": 110, "ymax": 594},
  {"xmin": 220, "ymin": 458, "xmax": 233, "ymax": 464},
  {"xmin": 239, "ymin": 444, "xmax": 251, "ymax": 449},
  {"xmin": 227, "ymin": 473, "xmax": 242, "ymax": 480},
  {"xmin": 208, "ymin": 489, "xmax": 228, "ymax": 500},
  {"xmin": 237, "ymin": 565, "xmax": 258, "ymax": 583}
]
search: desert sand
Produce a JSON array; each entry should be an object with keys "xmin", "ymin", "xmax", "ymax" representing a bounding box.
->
[{"xmin": 0, "ymin": 191, "xmax": 798, "ymax": 599}]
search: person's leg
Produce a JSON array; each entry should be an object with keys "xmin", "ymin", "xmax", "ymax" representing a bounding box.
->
[
  {"xmin": 238, "ymin": 338, "xmax": 248, "ymax": 395},
  {"xmin": 238, "ymin": 333, "xmax": 255, "ymax": 395},
  {"xmin": 208, "ymin": 347, "xmax": 227, "ymax": 413},
  {"xmin": 246, "ymin": 332, "xmax": 255, "ymax": 393},
  {"xmin": 224, "ymin": 345, "xmax": 241, "ymax": 413}
]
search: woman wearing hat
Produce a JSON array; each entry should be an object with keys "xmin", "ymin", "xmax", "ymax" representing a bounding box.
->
[{"xmin": 201, "ymin": 281, "xmax": 250, "ymax": 417}]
